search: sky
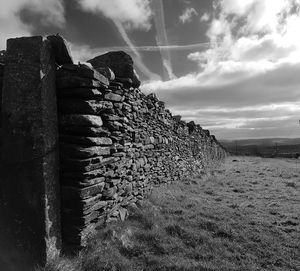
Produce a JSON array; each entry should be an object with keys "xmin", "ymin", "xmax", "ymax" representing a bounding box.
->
[{"xmin": 1, "ymin": 0, "xmax": 300, "ymax": 140}]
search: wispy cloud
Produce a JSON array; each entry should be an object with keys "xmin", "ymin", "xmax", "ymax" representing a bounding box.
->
[
  {"xmin": 76, "ymin": 0, "xmax": 152, "ymax": 30},
  {"xmin": 0, "ymin": 0, "xmax": 65, "ymax": 49},
  {"xmin": 200, "ymin": 13, "xmax": 210, "ymax": 22},
  {"xmin": 179, "ymin": 7, "xmax": 198, "ymax": 24},
  {"xmin": 152, "ymin": 0, "xmax": 175, "ymax": 80}
]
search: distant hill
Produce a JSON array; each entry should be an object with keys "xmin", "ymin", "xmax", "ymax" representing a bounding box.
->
[{"xmin": 220, "ymin": 138, "xmax": 300, "ymax": 158}]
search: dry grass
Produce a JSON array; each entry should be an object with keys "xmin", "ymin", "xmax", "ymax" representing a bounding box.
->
[{"xmin": 37, "ymin": 156, "xmax": 300, "ymax": 271}]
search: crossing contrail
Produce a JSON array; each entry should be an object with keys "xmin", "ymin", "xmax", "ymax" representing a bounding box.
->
[
  {"xmin": 152, "ymin": 0, "xmax": 175, "ymax": 80},
  {"xmin": 95, "ymin": 42, "xmax": 212, "ymax": 53},
  {"xmin": 113, "ymin": 21, "xmax": 161, "ymax": 80}
]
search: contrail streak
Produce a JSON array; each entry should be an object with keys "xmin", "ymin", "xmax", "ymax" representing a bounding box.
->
[
  {"xmin": 94, "ymin": 42, "xmax": 212, "ymax": 53},
  {"xmin": 114, "ymin": 21, "xmax": 161, "ymax": 80},
  {"xmin": 152, "ymin": 0, "xmax": 175, "ymax": 80}
]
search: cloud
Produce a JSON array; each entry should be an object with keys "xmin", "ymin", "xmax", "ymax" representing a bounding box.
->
[
  {"xmin": 142, "ymin": 0, "xmax": 300, "ymax": 139},
  {"xmin": 142, "ymin": 61, "xmax": 300, "ymax": 109},
  {"xmin": 0, "ymin": 0, "xmax": 65, "ymax": 50},
  {"xmin": 200, "ymin": 13, "xmax": 210, "ymax": 22},
  {"xmin": 77, "ymin": 0, "xmax": 152, "ymax": 30},
  {"xmin": 68, "ymin": 43, "xmax": 96, "ymax": 63},
  {"xmin": 179, "ymin": 7, "xmax": 198, "ymax": 24}
]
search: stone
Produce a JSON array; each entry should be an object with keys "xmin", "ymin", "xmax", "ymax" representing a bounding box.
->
[
  {"xmin": 114, "ymin": 77, "xmax": 133, "ymax": 88},
  {"xmin": 57, "ymin": 75, "xmax": 106, "ymax": 89},
  {"xmin": 59, "ymin": 114, "xmax": 103, "ymax": 127},
  {"xmin": 0, "ymin": 63, "xmax": 4, "ymax": 75},
  {"xmin": 61, "ymin": 156, "xmax": 105, "ymax": 173},
  {"xmin": 77, "ymin": 178, "xmax": 106, "ymax": 187},
  {"xmin": 60, "ymin": 135, "xmax": 112, "ymax": 146},
  {"xmin": 60, "ymin": 126, "xmax": 110, "ymax": 137},
  {"xmin": 61, "ymin": 182, "xmax": 105, "ymax": 200},
  {"xmin": 0, "ymin": 50, "xmax": 5, "ymax": 64},
  {"xmin": 57, "ymin": 64, "xmax": 109, "ymax": 85},
  {"xmin": 88, "ymin": 51, "xmax": 141, "ymax": 88},
  {"xmin": 158, "ymin": 101, "xmax": 165, "ymax": 108},
  {"xmin": 147, "ymin": 93, "xmax": 158, "ymax": 101},
  {"xmin": 101, "ymin": 114, "xmax": 121, "ymax": 121},
  {"xmin": 106, "ymin": 121, "xmax": 123, "ymax": 131},
  {"xmin": 187, "ymin": 121, "xmax": 196, "ymax": 134},
  {"xmin": 62, "ymin": 193, "xmax": 103, "ymax": 209},
  {"xmin": 203, "ymin": 129, "xmax": 210, "ymax": 136},
  {"xmin": 58, "ymin": 99, "xmax": 113, "ymax": 115},
  {"xmin": 0, "ymin": 36, "xmax": 61, "ymax": 270},
  {"xmin": 60, "ymin": 144, "xmax": 111, "ymax": 158},
  {"xmin": 110, "ymin": 80, "xmax": 123, "ymax": 88},
  {"xmin": 57, "ymin": 87, "xmax": 103, "ymax": 99},
  {"xmin": 93, "ymin": 66, "xmax": 115, "ymax": 81},
  {"xmin": 102, "ymin": 187, "xmax": 117, "ymax": 199},
  {"xmin": 47, "ymin": 34, "xmax": 73, "ymax": 65},
  {"xmin": 173, "ymin": 115, "xmax": 182, "ymax": 121},
  {"xmin": 104, "ymin": 92, "xmax": 123, "ymax": 102},
  {"xmin": 81, "ymin": 200, "xmax": 108, "ymax": 215},
  {"xmin": 62, "ymin": 209, "xmax": 102, "ymax": 227}
]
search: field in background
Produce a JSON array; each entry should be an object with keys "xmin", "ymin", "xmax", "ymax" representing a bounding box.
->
[
  {"xmin": 221, "ymin": 138, "xmax": 300, "ymax": 158},
  {"xmin": 40, "ymin": 156, "xmax": 300, "ymax": 271}
]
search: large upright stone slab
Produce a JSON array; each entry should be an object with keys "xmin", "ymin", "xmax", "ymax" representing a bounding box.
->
[{"xmin": 0, "ymin": 36, "xmax": 61, "ymax": 270}]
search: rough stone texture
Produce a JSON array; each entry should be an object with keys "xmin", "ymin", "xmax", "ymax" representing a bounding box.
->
[
  {"xmin": 0, "ymin": 63, "xmax": 3, "ymax": 135},
  {"xmin": 88, "ymin": 51, "xmax": 141, "ymax": 88},
  {"xmin": 59, "ymin": 114, "xmax": 103, "ymax": 127},
  {"xmin": 57, "ymin": 62, "xmax": 226, "ymax": 250},
  {"xmin": 0, "ymin": 51, "xmax": 5, "ymax": 139},
  {"xmin": 95, "ymin": 66, "xmax": 115, "ymax": 81},
  {"xmin": 0, "ymin": 36, "xmax": 61, "ymax": 271},
  {"xmin": 57, "ymin": 64, "xmax": 109, "ymax": 86},
  {"xmin": 0, "ymin": 50, "xmax": 5, "ymax": 64},
  {"xmin": 47, "ymin": 34, "xmax": 73, "ymax": 65}
]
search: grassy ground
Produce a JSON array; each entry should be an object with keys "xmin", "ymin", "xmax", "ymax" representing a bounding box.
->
[{"xmin": 39, "ymin": 156, "xmax": 300, "ymax": 271}]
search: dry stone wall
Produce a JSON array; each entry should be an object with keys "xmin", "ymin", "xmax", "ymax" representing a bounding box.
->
[
  {"xmin": 0, "ymin": 34, "xmax": 226, "ymax": 264},
  {"xmin": 56, "ymin": 61, "xmax": 226, "ymax": 249}
]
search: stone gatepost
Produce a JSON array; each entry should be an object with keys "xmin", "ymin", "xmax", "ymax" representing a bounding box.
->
[{"xmin": 0, "ymin": 36, "xmax": 61, "ymax": 270}]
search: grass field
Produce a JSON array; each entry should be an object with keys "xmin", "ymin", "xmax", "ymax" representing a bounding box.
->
[{"xmin": 40, "ymin": 156, "xmax": 300, "ymax": 271}]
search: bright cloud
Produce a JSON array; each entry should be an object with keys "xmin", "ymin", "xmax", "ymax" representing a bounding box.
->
[
  {"xmin": 77, "ymin": 0, "xmax": 152, "ymax": 30},
  {"xmin": 0, "ymin": 0, "xmax": 65, "ymax": 50},
  {"xmin": 200, "ymin": 13, "xmax": 210, "ymax": 22},
  {"xmin": 142, "ymin": 0, "xmax": 300, "ymax": 139},
  {"xmin": 179, "ymin": 7, "xmax": 198, "ymax": 24}
]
